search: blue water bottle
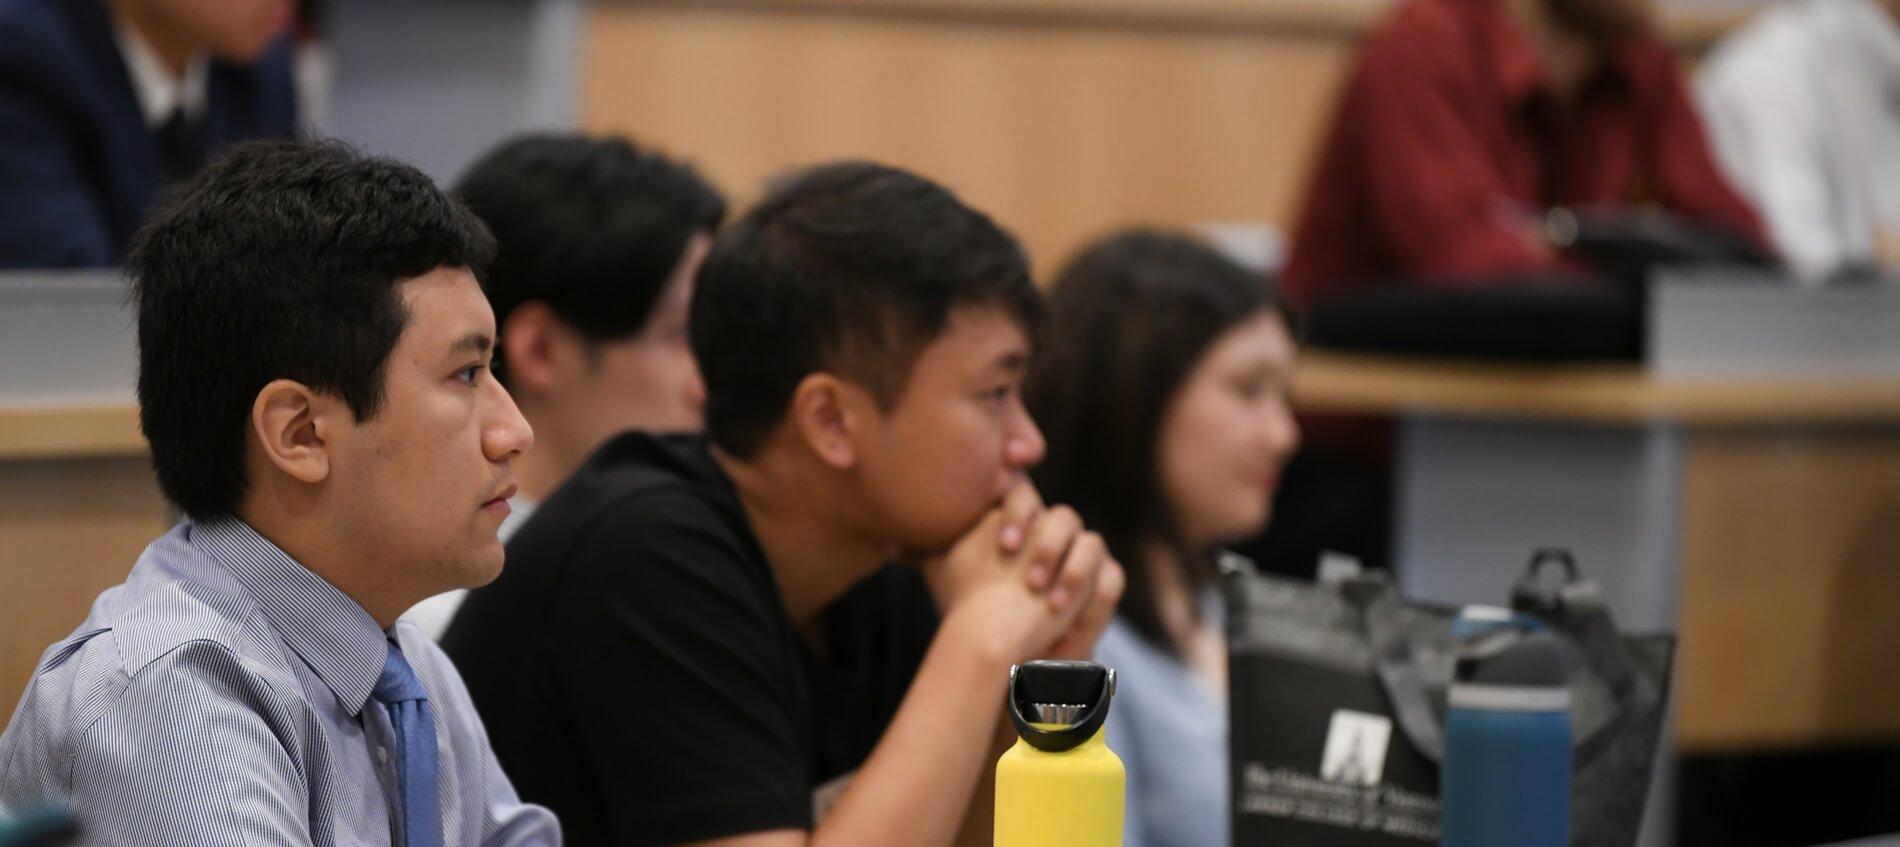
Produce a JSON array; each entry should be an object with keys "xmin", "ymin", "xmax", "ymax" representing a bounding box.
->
[
  {"xmin": 0, "ymin": 805, "xmax": 79, "ymax": 847},
  {"xmin": 1439, "ymin": 607, "xmax": 1571, "ymax": 847}
]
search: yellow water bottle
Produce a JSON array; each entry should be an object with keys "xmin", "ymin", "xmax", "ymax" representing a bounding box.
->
[{"xmin": 995, "ymin": 660, "xmax": 1125, "ymax": 847}]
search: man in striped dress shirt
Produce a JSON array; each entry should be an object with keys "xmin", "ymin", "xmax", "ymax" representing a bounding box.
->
[{"xmin": 0, "ymin": 141, "xmax": 559, "ymax": 846}]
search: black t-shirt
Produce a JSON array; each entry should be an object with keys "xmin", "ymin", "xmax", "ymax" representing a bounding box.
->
[{"xmin": 442, "ymin": 432, "xmax": 940, "ymax": 845}]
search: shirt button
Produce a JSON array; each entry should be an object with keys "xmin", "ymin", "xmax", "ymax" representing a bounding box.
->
[{"xmin": 377, "ymin": 746, "xmax": 389, "ymax": 764}]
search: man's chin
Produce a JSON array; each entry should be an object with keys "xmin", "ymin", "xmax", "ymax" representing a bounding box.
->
[
  {"xmin": 891, "ymin": 546, "xmax": 942, "ymax": 568},
  {"xmin": 894, "ymin": 525, "xmax": 974, "ymax": 566},
  {"xmin": 213, "ymin": 32, "xmax": 281, "ymax": 64},
  {"xmin": 455, "ymin": 545, "xmax": 508, "ymax": 589}
]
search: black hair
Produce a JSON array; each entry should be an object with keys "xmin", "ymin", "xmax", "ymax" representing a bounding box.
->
[
  {"xmin": 453, "ymin": 134, "xmax": 726, "ymax": 382},
  {"xmin": 690, "ymin": 160, "xmax": 1040, "ymax": 458},
  {"xmin": 1027, "ymin": 229, "xmax": 1280, "ymax": 654},
  {"xmin": 129, "ymin": 140, "xmax": 496, "ymax": 520}
]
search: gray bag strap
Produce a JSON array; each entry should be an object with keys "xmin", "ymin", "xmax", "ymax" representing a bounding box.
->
[
  {"xmin": 1355, "ymin": 576, "xmax": 1449, "ymax": 762},
  {"xmin": 1512, "ymin": 549, "xmax": 1638, "ymax": 699},
  {"xmin": 1509, "ymin": 548, "xmax": 1643, "ymax": 767},
  {"xmin": 1355, "ymin": 549, "xmax": 1640, "ymax": 767}
]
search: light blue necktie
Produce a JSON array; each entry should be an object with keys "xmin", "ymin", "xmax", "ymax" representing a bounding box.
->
[{"xmin": 373, "ymin": 642, "xmax": 443, "ymax": 847}]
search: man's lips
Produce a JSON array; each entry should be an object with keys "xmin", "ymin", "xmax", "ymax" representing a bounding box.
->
[{"xmin": 482, "ymin": 483, "xmax": 518, "ymax": 510}]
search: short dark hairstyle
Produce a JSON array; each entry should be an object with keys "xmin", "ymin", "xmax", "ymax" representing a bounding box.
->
[
  {"xmin": 691, "ymin": 160, "xmax": 1040, "ymax": 457},
  {"xmin": 1027, "ymin": 229, "xmax": 1280, "ymax": 653},
  {"xmin": 453, "ymin": 134, "xmax": 726, "ymax": 382},
  {"xmin": 130, "ymin": 140, "xmax": 495, "ymax": 520}
]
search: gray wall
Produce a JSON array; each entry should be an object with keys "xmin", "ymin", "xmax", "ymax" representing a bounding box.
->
[{"xmin": 324, "ymin": 0, "xmax": 582, "ymax": 184}]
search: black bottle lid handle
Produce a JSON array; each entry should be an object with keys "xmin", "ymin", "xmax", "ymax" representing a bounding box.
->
[{"xmin": 1007, "ymin": 660, "xmax": 1117, "ymax": 753}]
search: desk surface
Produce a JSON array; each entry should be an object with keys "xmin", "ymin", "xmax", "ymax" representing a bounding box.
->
[
  {"xmin": 5, "ymin": 353, "xmax": 1899, "ymax": 460},
  {"xmin": 1290, "ymin": 351, "xmax": 1900, "ymax": 426},
  {"xmin": 0, "ymin": 405, "xmax": 144, "ymax": 460}
]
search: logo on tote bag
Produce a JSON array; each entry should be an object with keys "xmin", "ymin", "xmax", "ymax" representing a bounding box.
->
[{"xmin": 1320, "ymin": 710, "xmax": 1394, "ymax": 787}]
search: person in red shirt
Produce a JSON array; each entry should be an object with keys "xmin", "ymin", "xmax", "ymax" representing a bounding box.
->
[
  {"xmin": 1283, "ymin": 0, "xmax": 1768, "ymax": 303},
  {"xmin": 1242, "ymin": 0, "xmax": 1769, "ymax": 584}
]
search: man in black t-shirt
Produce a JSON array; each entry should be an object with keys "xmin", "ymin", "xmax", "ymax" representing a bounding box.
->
[
  {"xmin": 443, "ymin": 161, "xmax": 1125, "ymax": 846},
  {"xmin": 401, "ymin": 134, "xmax": 727, "ymax": 638}
]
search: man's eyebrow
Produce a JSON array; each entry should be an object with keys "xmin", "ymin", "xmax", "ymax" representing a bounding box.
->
[
  {"xmin": 449, "ymin": 332, "xmax": 494, "ymax": 356},
  {"xmin": 994, "ymin": 350, "xmax": 1030, "ymax": 374}
]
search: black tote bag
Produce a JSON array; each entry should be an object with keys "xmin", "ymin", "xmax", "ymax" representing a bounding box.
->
[{"xmin": 1225, "ymin": 549, "xmax": 1675, "ymax": 847}]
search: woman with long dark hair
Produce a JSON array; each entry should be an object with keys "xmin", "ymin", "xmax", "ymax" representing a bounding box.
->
[{"xmin": 1029, "ymin": 229, "xmax": 1300, "ymax": 847}]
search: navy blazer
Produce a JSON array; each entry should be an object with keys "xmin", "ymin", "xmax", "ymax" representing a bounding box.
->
[{"xmin": 0, "ymin": 0, "xmax": 297, "ymax": 268}]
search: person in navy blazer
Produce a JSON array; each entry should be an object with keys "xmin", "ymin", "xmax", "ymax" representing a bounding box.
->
[{"xmin": 0, "ymin": 0, "xmax": 298, "ymax": 269}]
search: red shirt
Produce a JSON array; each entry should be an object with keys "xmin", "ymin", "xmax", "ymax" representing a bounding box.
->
[{"xmin": 1282, "ymin": 0, "xmax": 1768, "ymax": 304}]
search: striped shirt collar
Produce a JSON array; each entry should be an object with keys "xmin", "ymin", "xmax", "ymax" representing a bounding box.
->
[{"xmin": 193, "ymin": 518, "xmax": 388, "ymax": 717}]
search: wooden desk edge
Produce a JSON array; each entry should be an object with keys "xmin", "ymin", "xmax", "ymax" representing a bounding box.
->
[
  {"xmin": 612, "ymin": 0, "xmax": 1746, "ymax": 46},
  {"xmin": 1291, "ymin": 352, "xmax": 1900, "ymax": 425},
  {"xmin": 0, "ymin": 405, "xmax": 147, "ymax": 460},
  {"xmin": 7, "ymin": 355, "xmax": 1897, "ymax": 460}
]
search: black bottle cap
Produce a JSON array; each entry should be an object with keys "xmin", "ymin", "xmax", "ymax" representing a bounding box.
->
[
  {"xmin": 1456, "ymin": 629, "xmax": 1568, "ymax": 688},
  {"xmin": 1008, "ymin": 660, "xmax": 1116, "ymax": 753}
]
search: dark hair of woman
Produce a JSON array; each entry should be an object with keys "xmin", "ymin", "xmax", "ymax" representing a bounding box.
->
[{"xmin": 1027, "ymin": 228, "xmax": 1280, "ymax": 654}]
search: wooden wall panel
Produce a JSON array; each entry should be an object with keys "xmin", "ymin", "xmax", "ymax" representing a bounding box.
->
[
  {"xmin": 582, "ymin": 3, "xmax": 1358, "ymax": 273},
  {"xmin": 1676, "ymin": 430, "xmax": 1900, "ymax": 750},
  {"xmin": 0, "ymin": 457, "xmax": 171, "ymax": 713}
]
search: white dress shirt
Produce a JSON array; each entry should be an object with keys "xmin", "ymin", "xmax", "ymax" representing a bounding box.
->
[
  {"xmin": 112, "ymin": 21, "xmax": 209, "ymax": 129},
  {"xmin": 1697, "ymin": 0, "xmax": 1900, "ymax": 281}
]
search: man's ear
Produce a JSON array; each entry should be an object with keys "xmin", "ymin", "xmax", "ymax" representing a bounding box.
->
[
  {"xmin": 250, "ymin": 380, "xmax": 336, "ymax": 485},
  {"xmin": 499, "ymin": 302, "xmax": 576, "ymax": 397},
  {"xmin": 789, "ymin": 373, "xmax": 874, "ymax": 471}
]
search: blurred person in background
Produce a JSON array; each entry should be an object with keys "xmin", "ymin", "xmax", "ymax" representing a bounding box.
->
[
  {"xmin": 1029, "ymin": 230, "xmax": 1299, "ymax": 847},
  {"xmin": 1697, "ymin": 0, "xmax": 1900, "ymax": 282},
  {"xmin": 1266, "ymin": 0, "xmax": 1769, "ymax": 582},
  {"xmin": 1282, "ymin": 0, "xmax": 1766, "ymax": 298},
  {"xmin": 0, "ymin": 0, "xmax": 298, "ymax": 268},
  {"xmin": 402, "ymin": 133, "xmax": 725, "ymax": 639}
]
